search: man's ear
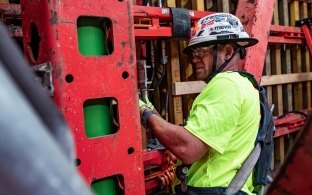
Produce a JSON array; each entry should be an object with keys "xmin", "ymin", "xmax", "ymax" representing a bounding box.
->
[{"xmin": 224, "ymin": 44, "xmax": 234, "ymax": 61}]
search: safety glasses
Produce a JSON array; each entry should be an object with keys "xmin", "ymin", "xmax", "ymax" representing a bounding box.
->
[{"xmin": 191, "ymin": 46, "xmax": 213, "ymax": 58}]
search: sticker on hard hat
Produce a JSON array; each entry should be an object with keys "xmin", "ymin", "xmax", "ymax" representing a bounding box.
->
[
  {"xmin": 184, "ymin": 12, "xmax": 258, "ymax": 52},
  {"xmin": 191, "ymin": 24, "xmax": 201, "ymax": 36},
  {"xmin": 201, "ymin": 23, "xmax": 208, "ymax": 29},
  {"xmin": 201, "ymin": 13, "xmax": 229, "ymax": 23},
  {"xmin": 228, "ymin": 19, "xmax": 239, "ymax": 28},
  {"xmin": 201, "ymin": 20, "xmax": 214, "ymax": 30},
  {"xmin": 215, "ymin": 17, "xmax": 227, "ymax": 22},
  {"xmin": 214, "ymin": 25, "xmax": 232, "ymax": 30}
]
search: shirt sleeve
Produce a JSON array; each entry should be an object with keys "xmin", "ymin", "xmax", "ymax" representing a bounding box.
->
[{"xmin": 184, "ymin": 76, "xmax": 243, "ymax": 154}]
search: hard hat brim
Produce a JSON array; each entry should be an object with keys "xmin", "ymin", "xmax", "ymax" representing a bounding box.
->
[{"xmin": 183, "ymin": 38, "xmax": 259, "ymax": 55}]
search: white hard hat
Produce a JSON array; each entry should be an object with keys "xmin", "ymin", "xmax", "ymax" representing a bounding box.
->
[{"xmin": 183, "ymin": 13, "xmax": 258, "ymax": 54}]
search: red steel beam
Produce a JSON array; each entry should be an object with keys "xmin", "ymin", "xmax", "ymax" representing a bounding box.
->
[
  {"xmin": 2, "ymin": 3, "xmax": 309, "ymax": 45},
  {"xmin": 143, "ymin": 149, "xmax": 166, "ymax": 166},
  {"xmin": 269, "ymin": 25, "xmax": 304, "ymax": 44},
  {"xmin": 274, "ymin": 127, "xmax": 302, "ymax": 137},
  {"xmin": 133, "ymin": 5, "xmax": 212, "ymax": 40},
  {"xmin": 273, "ymin": 112, "xmax": 307, "ymax": 137},
  {"xmin": 143, "ymin": 149, "xmax": 176, "ymax": 192},
  {"xmin": 133, "ymin": 5, "xmax": 210, "ymax": 21},
  {"xmin": 302, "ymin": 25, "xmax": 312, "ymax": 55},
  {"xmin": 235, "ymin": 0, "xmax": 275, "ymax": 82},
  {"xmin": 21, "ymin": 1, "xmax": 146, "ymax": 193}
]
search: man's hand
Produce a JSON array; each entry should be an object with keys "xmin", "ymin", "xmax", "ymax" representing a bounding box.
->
[
  {"xmin": 139, "ymin": 99, "xmax": 149, "ymax": 115},
  {"xmin": 139, "ymin": 93, "xmax": 154, "ymax": 113},
  {"xmin": 141, "ymin": 93, "xmax": 154, "ymax": 110}
]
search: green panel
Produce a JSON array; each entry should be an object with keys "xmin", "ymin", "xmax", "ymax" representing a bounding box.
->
[
  {"xmin": 92, "ymin": 178, "xmax": 117, "ymax": 195},
  {"xmin": 84, "ymin": 99, "xmax": 113, "ymax": 137},
  {"xmin": 78, "ymin": 17, "xmax": 108, "ymax": 56}
]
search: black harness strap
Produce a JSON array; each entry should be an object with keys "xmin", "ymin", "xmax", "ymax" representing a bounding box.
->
[
  {"xmin": 212, "ymin": 44, "xmax": 218, "ymax": 73},
  {"xmin": 206, "ymin": 47, "xmax": 242, "ymax": 83}
]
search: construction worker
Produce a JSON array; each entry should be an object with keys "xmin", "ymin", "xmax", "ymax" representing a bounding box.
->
[{"xmin": 139, "ymin": 13, "xmax": 261, "ymax": 195}]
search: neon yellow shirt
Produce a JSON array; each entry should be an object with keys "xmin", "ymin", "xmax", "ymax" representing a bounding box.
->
[{"xmin": 182, "ymin": 72, "xmax": 260, "ymax": 194}]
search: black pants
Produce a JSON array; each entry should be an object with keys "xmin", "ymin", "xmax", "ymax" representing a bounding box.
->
[{"xmin": 174, "ymin": 185, "xmax": 248, "ymax": 195}]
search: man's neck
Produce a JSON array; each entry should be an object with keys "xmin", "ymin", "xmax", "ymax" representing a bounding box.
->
[{"xmin": 221, "ymin": 56, "xmax": 241, "ymax": 72}]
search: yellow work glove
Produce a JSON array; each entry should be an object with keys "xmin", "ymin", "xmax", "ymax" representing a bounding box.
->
[
  {"xmin": 139, "ymin": 93, "xmax": 154, "ymax": 117},
  {"xmin": 141, "ymin": 93, "xmax": 154, "ymax": 110},
  {"xmin": 139, "ymin": 99, "xmax": 148, "ymax": 115}
]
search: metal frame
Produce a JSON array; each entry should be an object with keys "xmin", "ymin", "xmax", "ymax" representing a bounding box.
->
[
  {"xmin": 269, "ymin": 25, "xmax": 305, "ymax": 44},
  {"xmin": 236, "ymin": 0, "xmax": 276, "ymax": 82},
  {"xmin": 133, "ymin": 5, "xmax": 212, "ymax": 40},
  {"xmin": 301, "ymin": 25, "xmax": 312, "ymax": 55},
  {"xmin": 274, "ymin": 112, "xmax": 307, "ymax": 137},
  {"xmin": 20, "ymin": 0, "xmax": 145, "ymax": 194}
]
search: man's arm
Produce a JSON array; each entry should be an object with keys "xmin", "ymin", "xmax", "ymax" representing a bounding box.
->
[{"xmin": 145, "ymin": 113, "xmax": 208, "ymax": 164}]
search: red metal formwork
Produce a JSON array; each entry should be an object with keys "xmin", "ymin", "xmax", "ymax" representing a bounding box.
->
[
  {"xmin": 301, "ymin": 25, "xmax": 312, "ymax": 55},
  {"xmin": 273, "ymin": 112, "xmax": 307, "ymax": 138},
  {"xmin": 21, "ymin": 0, "xmax": 145, "ymax": 194},
  {"xmin": 236, "ymin": 0, "xmax": 276, "ymax": 82},
  {"xmin": 132, "ymin": 5, "xmax": 212, "ymax": 40}
]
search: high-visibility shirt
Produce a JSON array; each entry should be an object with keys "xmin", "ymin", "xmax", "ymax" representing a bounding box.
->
[{"xmin": 183, "ymin": 71, "xmax": 260, "ymax": 195}]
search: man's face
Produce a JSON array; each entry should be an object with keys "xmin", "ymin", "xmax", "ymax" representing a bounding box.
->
[{"xmin": 191, "ymin": 46, "xmax": 215, "ymax": 81}]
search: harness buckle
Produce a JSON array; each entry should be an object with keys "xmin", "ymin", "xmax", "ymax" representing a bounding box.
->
[{"xmin": 176, "ymin": 165, "xmax": 189, "ymax": 192}]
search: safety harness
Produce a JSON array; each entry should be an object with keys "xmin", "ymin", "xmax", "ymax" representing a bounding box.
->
[{"xmin": 225, "ymin": 72, "xmax": 275, "ymax": 195}]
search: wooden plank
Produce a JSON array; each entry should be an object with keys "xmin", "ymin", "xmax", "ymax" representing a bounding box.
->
[
  {"xmin": 166, "ymin": 0, "xmax": 176, "ymax": 7},
  {"xmin": 205, "ymin": 0, "xmax": 214, "ymax": 10},
  {"xmin": 172, "ymin": 73, "xmax": 312, "ymax": 95},
  {"xmin": 301, "ymin": 2, "xmax": 311, "ymax": 109},
  {"xmin": 167, "ymin": 39, "xmax": 184, "ymax": 124},
  {"xmin": 265, "ymin": 47, "xmax": 274, "ymax": 170},
  {"xmin": 273, "ymin": 1, "xmax": 279, "ymax": 26},
  {"xmin": 179, "ymin": 40, "xmax": 195, "ymax": 118},
  {"xmin": 177, "ymin": 0, "xmax": 191, "ymax": 120},
  {"xmin": 177, "ymin": 0, "xmax": 190, "ymax": 8},
  {"xmin": 221, "ymin": 0, "xmax": 230, "ymax": 13},
  {"xmin": 217, "ymin": 0, "xmax": 222, "ymax": 12},
  {"xmin": 272, "ymin": 2, "xmax": 283, "ymax": 115},
  {"xmin": 191, "ymin": 0, "xmax": 205, "ymax": 11},
  {"xmin": 179, "ymin": 0, "xmax": 204, "ymax": 118},
  {"xmin": 229, "ymin": 1, "xmax": 237, "ymax": 14},
  {"xmin": 179, "ymin": 0, "xmax": 205, "ymax": 119},
  {"xmin": 291, "ymin": 53, "xmax": 304, "ymax": 112},
  {"xmin": 304, "ymin": 48, "xmax": 311, "ymax": 108},
  {"xmin": 189, "ymin": 0, "xmax": 204, "ymax": 119},
  {"xmin": 265, "ymin": 48, "xmax": 273, "ymax": 107},
  {"xmin": 271, "ymin": 45, "xmax": 283, "ymax": 115},
  {"xmin": 272, "ymin": 1, "xmax": 284, "ymax": 169},
  {"xmin": 165, "ymin": 0, "xmax": 184, "ymax": 125},
  {"xmin": 290, "ymin": 1, "xmax": 303, "ymax": 111},
  {"xmin": 260, "ymin": 73, "xmax": 312, "ymax": 86},
  {"xmin": 274, "ymin": 137, "xmax": 285, "ymax": 171},
  {"xmin": 172, "ymin": 81, "xmax": 206, "ymax": 95},
  {"xmin": 285, "ymin": 50, "xmax": 293, "ymax": 111},
  {"xmin": 280, "ymin": 0, "xmax": 293, "ymax": 112}
]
